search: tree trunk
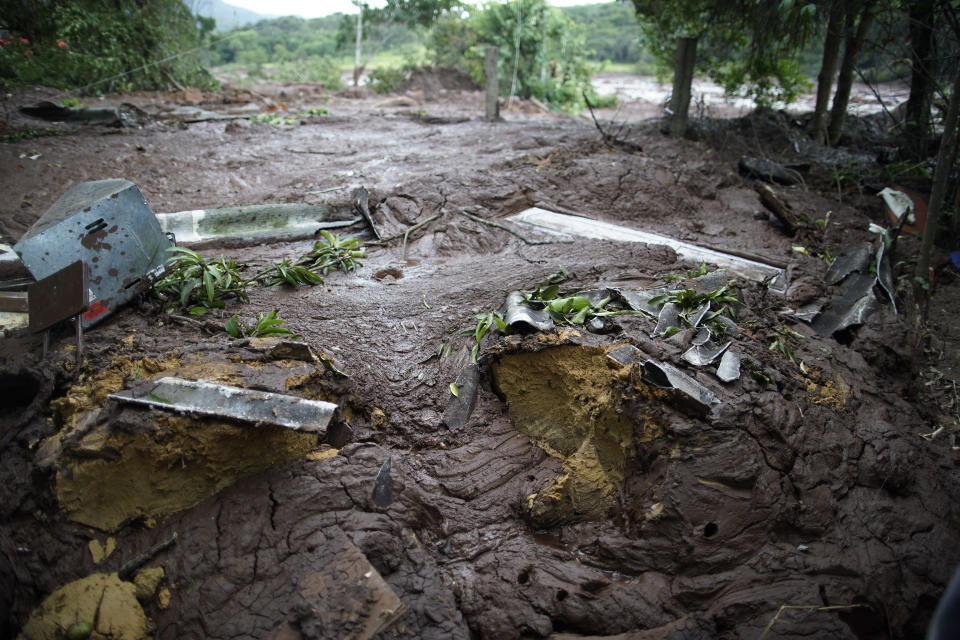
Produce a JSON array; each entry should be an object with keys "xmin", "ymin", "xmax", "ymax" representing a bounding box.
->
[
  {"xmin": 353, "ymin": 5, "xmax": 363, "ymax": 87},
  {"xmin": 903, "ymin": 0, "xmax": 935, "ymax": 159},
  {"xmin": 827, "ymin": 0, "xmax": 876, "ymax": 146},
  {"xmin": 810, "ymin": 0, "xmax": 845, "ymax": 144},
  {"xmin": 915, "ymin": 63, "xmax": 960, "ymax": 294},
  {"xmin": 668, "ymin": 36, "xmax": 697, "ymax": 137}
]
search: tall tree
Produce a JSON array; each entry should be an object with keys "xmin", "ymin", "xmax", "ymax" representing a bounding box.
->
[
  {"xmin": 826, "ymin": 0, "xmax": 877, "ymax": 145},
  {"xmin": 631, "ymin": 0, "xmax": 816, "ymax": 136},
  {"xmin": 902, "ymin": 0, "xmax": 936, "ymax": 159},
  {"xmin": 810, "ymin": 0, "xmax": 847, "ymax": 144},
  {"xmin": 344, "ymin": 0, "xmax": 461, "ymax": 86}
]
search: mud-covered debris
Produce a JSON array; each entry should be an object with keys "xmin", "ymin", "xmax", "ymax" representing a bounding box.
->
[
  {"xmin": 738, "ymin": 156, "xmax": 803, "ymax": 185},
  {"xmin": 717, "ymin": 349, "xmax": 741, "ymax": 382},
  {"xmin": 15, "ymin": 179, "xmax": 172, "ymax": 329},
  {"xmin": 19, "ymin": 573, "xmax": 147, "ymax": 640},
  {"xmin": 508, "ymin": 207, "xmax": 788, "ymax": 290},
  {"xmin": 19, "ymin": 100, "xmax": 135, "ymax": 126},
  {"xmin": 442, "ymin": 364, "xmax": 480, "ymax": 430},
  {"xmin": 109, "ymin": 377, "xmax": 337, "ymax": 433},
  {"xmin": 372, "ymin": 457, "xmax": 392, "ymax": 508},
  {"xmin": 641, "ymin": 360, "xmax": 719, "ymax": 416},
  {"xmin": 118, "ymin": 533, "xmax": 177, "ymax": 582}
]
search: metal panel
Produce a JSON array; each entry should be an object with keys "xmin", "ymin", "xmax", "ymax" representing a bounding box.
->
[
  {"xmin": 14, "ymin": 179, "xmax": 172, "ymax": 329},
  {"xmin": 28, "ymin": 260, "xmax": 89, "ymax": 333},
  {"xmin": 109, "ymin": 377, "xmax": 337, "ymax": 434}
]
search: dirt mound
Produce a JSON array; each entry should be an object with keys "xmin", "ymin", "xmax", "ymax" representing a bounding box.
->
[{"xmin": 397, "ymin": 66, "xmax": 480, "ymax": 98}]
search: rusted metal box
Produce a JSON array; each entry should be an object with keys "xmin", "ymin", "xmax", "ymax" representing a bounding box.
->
[{"xmin": 14, "ymin": 179, "xmax": 172, "ymax": 328}]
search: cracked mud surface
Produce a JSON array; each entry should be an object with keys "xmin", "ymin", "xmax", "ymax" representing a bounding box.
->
[{"xmin": 2, "ymin": 78, "xmax": 960, "ymax": 639}]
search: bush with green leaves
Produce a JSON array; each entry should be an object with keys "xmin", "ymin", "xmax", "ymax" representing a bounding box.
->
[
  {"xmin": 428, "ymin": 0, "xmax": 612, "ymax": 112},
  {"xmin": 152, "ymin": 247, "xmax": 249, "ymax": 315},
  {"xmin": 1, "ymin": 0, "xmax": 217, "ymax": 93}
]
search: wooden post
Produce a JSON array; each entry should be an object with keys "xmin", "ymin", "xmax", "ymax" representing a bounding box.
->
[{"xmin": 485, "ymin": 46, "xmax": 499, "ymax": 122}]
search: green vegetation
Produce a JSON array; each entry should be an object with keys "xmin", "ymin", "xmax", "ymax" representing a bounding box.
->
[
  {"xmin": 0, "ymin": 0, "xmax": 217, "ymax": 93},
  {"xmin": 153, "ymin": 247, "xmax": 249, "ymax": 316},
  {"xmin": 224, "ymin": 310, "xmax": 295, "ymax": 338},
  {"xmin": 152, "ymin": 233, "xmax": 364, "ymax": 336}
]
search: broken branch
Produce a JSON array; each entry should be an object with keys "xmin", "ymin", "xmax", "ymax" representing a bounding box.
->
[{"xmin": 754, "ymin": 181, "xmax": 801, "ymax": 237}]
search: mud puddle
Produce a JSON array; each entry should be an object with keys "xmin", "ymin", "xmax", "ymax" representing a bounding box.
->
[{"xmin": 1, "ymin": 77, "xmax": 959, "ymax": 640}]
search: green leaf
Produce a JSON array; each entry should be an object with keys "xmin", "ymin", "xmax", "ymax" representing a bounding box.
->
[
  {"xmin": 188, "ymin": 306, "xmax": 208, "ymax": 315},
  {"xmin": 649, "ymin": 294, "xmax": 669, "ymax": 307},
  {"xmin": 470, "ymin": 344, "xmax": 479, "ymax": 364},
  {"xmin": 224, "ymin": 314, "xmax": 244, "ymax": 338},
  {"xmin": 203, "ymin": 270, "xmax": 215, "ymax": 303},
  {"xmin": 450, "ymin": 382, "xmax": 460, "ymax": 397}
]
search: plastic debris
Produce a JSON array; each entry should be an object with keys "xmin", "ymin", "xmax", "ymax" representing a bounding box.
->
[{"xmin": 157, "ymin": 203, "xmax": 358, "ymax": 248}]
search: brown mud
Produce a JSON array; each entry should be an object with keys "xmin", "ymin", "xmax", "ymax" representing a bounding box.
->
[{"xmin": 1, "ymin": 73, "xmax": 960, "ymax": 639}]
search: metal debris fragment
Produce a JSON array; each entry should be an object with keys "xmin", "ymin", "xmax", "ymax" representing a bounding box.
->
[
  {"xmin": 642, "ymin": 360, "xmax": 720, "ymax": 417},
  {"xmin": 825, "ymin": 244, "xmax": 872, "ymax": 286},
  {"xmin": 14, "ymin": 179, "xmax": 172, "ymax": 329},
  {"xmin": 607, "ymin": 343, "xmax": 644, "ymax": 368},
  {"xmin": 810, "ymin": 273, "xmax": 881, "ymax": 336},
  {"xmin": 653, "ymin": 302, "xmax": 681, "ymax": 337},
  {"xmin": 109, "ymin": 377, "xmax": 337, "ymax": 433},
  {"xmin": 738, "ymin": 157, "xmax": 803, "ymax": 185},
  {"xmin": 682, "ymin": 337, "xmax": 731, "ymax": 367},
  {"xmin": 500, "ymin": 290, "xmax": 554, "ymax": 333},
  {"xmin": 354, "ymin": 186, "xmax": 381, "ymax": 241},
  {"xmin": 717, "ymin": 350, "xmax": 741, "ymax": 383},
  {"xmin": 19, "ymin": 101, "xmax": 134, "ymax": 126}
]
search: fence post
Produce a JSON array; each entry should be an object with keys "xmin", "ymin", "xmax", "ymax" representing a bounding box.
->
[{"xmin": 484, "ymin": 46, "xmax": 499, "ymax": 122}]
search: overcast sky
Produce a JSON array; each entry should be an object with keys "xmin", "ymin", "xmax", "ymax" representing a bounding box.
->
[{"xmin": 223, "ymin": 0, "xmax": 612, "ymax": 19}]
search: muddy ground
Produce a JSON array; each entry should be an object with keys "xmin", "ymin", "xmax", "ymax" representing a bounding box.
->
[{"xmin": 1, "ymin": 72, "xmax": 960, "ymax": 640}]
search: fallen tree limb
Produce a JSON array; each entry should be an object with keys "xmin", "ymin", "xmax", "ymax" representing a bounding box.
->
[{"xmin": 754, "ymin": 181, "xmax": 800, "ymax": 237}]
